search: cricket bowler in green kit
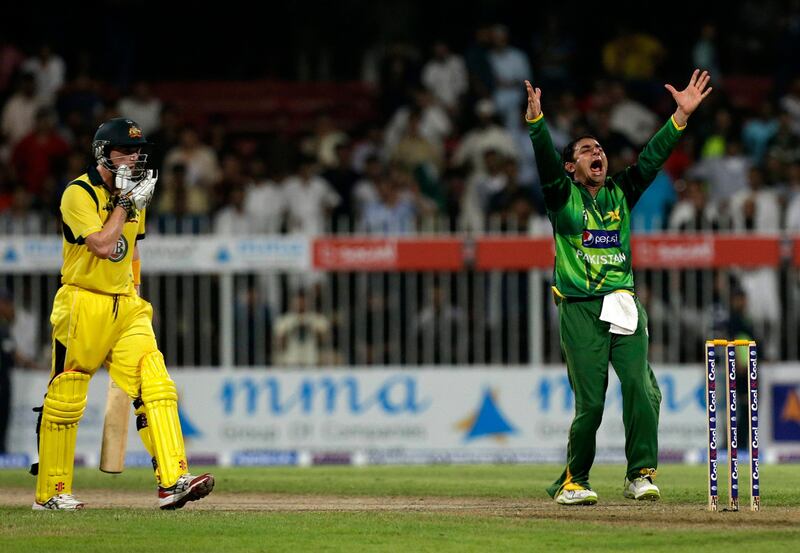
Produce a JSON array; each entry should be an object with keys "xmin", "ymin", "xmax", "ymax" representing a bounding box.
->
[{"xmin": 525, "ymin": 70, "xmax": 712, "ymax": 505}]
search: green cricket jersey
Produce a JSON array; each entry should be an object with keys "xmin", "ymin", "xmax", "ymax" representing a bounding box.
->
[{"xmin": 527, "ymin": 115, "xmax": 684, "ymax": 298}]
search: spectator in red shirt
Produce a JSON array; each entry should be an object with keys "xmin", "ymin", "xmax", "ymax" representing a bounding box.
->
[
  {"xmin": 0, "ymin": 162, "xmax": 15, "ymax": 212},
  {"xmin": 663, "ymin": 134, "xmax": 696, "ymax": 180},
  {"xmin": 11, "ymin": 107, "xmax": 69, "ymax": 196}
]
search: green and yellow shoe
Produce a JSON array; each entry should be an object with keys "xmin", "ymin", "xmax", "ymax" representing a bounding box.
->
[
  {"xmin": 555, "ymin": 482, "xmax": 598, "ymax": 505},
  {"xmin": 623, "ymin": 476, "xmax": 660, "ymax": 501}
]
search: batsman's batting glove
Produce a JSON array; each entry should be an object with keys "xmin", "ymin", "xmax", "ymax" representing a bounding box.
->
[
  {"xmin": 128, "ymin": 170, "xmax": 157, "ymax": 210},
  {"xmin": 114, "ymin": 171, "xmax": 157, "ymax": 221},
  {"xmin": 115, "ymin": 164, "xmax": 135, "ymax": 195},
  {"xmin": 115, "ymin": 164, "xmax": 158, "ymax": 197}
]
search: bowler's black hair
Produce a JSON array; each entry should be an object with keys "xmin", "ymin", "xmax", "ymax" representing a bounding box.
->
[{"xmin": 562, "ymin": 134, "xmax": 599, "ymax": 174}]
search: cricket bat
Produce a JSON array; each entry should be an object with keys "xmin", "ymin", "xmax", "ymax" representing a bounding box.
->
[{"xmin": 99, "ymin": 379, "xmax": 131, "ymax": 473}]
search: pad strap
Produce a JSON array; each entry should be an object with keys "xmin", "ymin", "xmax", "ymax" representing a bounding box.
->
[{"xmin": 134, "ymin": 398, "xmax": 159, "ymax": 479}]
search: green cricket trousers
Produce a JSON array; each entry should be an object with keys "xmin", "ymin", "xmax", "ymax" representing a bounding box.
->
[{"xmin": 546, "ymin": 294, "xmax": 662, "ymax": 498}]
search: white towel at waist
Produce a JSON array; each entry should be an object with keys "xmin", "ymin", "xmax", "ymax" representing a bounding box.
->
[{"xmin": 599, "ymin": 291, "xmax": 638, "ymax": 335}]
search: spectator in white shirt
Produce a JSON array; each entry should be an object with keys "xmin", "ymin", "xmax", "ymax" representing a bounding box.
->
[
  {"xmin": 21, "ymin": 44, "xmax": 65, "ymax": 107},
  {"xmin": 488, "ymin": 25, "xmax": 532, "ymax": 130},
  {"xmin": 421, "ymin": 41, "xmax": 468, "ymax": 113},
  {"xmin": 360, "ymin": 172, "xmax": 421, "ymax": 234},
  {"xmin": 668, "ymin": 178, "xmax": 720, "ymax": 232},
  {"xmin": 729, "ymin": 167, "xmax": 781, "ymax": 232},
  {"xmin": 1, "ymin": 73, "xmax": 38, "ymax": 157},
  {"xmin": 388, "ymin": 108, "xmax": 444, "ymax": 178},
  {"xmin": 273, "ymin": 290, "xmax": 331, "ymax": 366},
  {"xmin": 384, "ymin": 88, "xmax": 452, "ymax": 156},
  {"xmin": 283, "ymin": 155, "xmax": 341, "ymax": 235},
  {"xmin": 608, "ymin": 81, "xmax": 658, "ymax": 147},
  {"xmin": 163, "ymin": 126, "xmax": 222, "ymax": 189},
  {"xmin": 459, "ymin": 149, "xmax": 509, "ymax": 233},
  {"xmin": 452, "ymin": 99, "xmax": 517, "ymax": 177},
  {"xmin": 10, "ymin": 297, "xmax": 41, "ymax": 367},
  {"xmin": 692, "ymin": 24, "xmax": 722, "ymax": 82},
  {"xmin": 689, "ymin": 140, "xmax": 751, "ymax": 208},
  {"xmin": 117, "ymin": 81, "xmax": 162, "ymax": 136},
  {"xmin": 214, "ymin": 185, "xmax": 256, "ymax": 235},
  {"xmin": 243, "ymin": 159, "xmax": 289, "ymax": 322},
  {"xmin": 245, "ymin": 159, "xmax": 287, "ymax": 234}
]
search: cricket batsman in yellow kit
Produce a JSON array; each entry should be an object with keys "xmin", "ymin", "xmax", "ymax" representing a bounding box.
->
[{"xmin": 31, "ymin": 118, "xmax": 214, "ymax": 510}]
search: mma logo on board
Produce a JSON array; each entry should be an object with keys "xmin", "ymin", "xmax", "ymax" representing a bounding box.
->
[{"xmin": 109, "ymin": 235, "xmax": 128, "ymax": 263}]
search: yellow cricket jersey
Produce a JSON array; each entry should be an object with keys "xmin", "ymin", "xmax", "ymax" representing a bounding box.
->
[{"xmin": 60, "ymin": 166, "xmax": 145, "ymax": 295}]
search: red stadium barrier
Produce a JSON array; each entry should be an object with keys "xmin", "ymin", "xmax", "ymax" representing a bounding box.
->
[
  {"xmin": 313, "ymin": 237, "xmax": 463, "ymax": 271},
  {"xmin": 631, "ymin": 235, "xmax": 784, "ymax": 269},
  {"xmin": 312, "ymin": 235, "xmax": 799, "ymax": 271},
  {"xmin": 474, "ymin": 237, "xmax": 554, "ymax": 270}
]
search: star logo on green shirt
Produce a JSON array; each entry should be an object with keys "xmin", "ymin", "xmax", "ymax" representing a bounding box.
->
[{"xmin": 604, "ymin": 208, "xmax": 621, "ymax": 222}]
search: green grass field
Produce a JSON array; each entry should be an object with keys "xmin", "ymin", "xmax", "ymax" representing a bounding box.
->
[{"xmin": 1, "ymin": 464, "xmax": 799, "ymax": 552}]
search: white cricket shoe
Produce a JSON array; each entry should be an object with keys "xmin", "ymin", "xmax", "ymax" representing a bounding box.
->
[
  {"xmin": 555, "ymin": 483, "xmax": 598, "ymax": 505},
  {"xmin": 158, "ymin": 472, "xmax": 214, "ymax": 510},
  {"xmin": 623, "ymin": 476, "xmax": 660, "ymax": 501},
  {"xmin": 32, "ymin": 494, "xmax": 86, "ymax": 510}
]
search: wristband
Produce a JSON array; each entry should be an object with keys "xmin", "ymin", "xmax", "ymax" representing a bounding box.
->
[
  {"xmin": 132, "ymin": 259, "xmax": 141, "ymax": 286},
  {"xmin": 114, "ymin": 195, "xmax": 137, "ymax": 220},
  {"xmin": 671, "ymin": 115, "xmax": 687, "ymax": 131}
]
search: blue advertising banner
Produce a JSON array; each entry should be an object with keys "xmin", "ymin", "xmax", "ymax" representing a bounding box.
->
[
  {"xmin": 772, "ymin": 384, "xmax": 800, "ymax": 441},
  {"xmin": 9, "ymin": 366, "xmax": 729, "ymax": 465}
]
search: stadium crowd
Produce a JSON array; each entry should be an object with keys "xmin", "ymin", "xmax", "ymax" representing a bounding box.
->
[
  {"xmin": 1, "ymin": 22, "xmax": 800, "ymax": 237},
  {"xmin": 0, "ymin": 14, "xmax": 799, "ymax": 368}
]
